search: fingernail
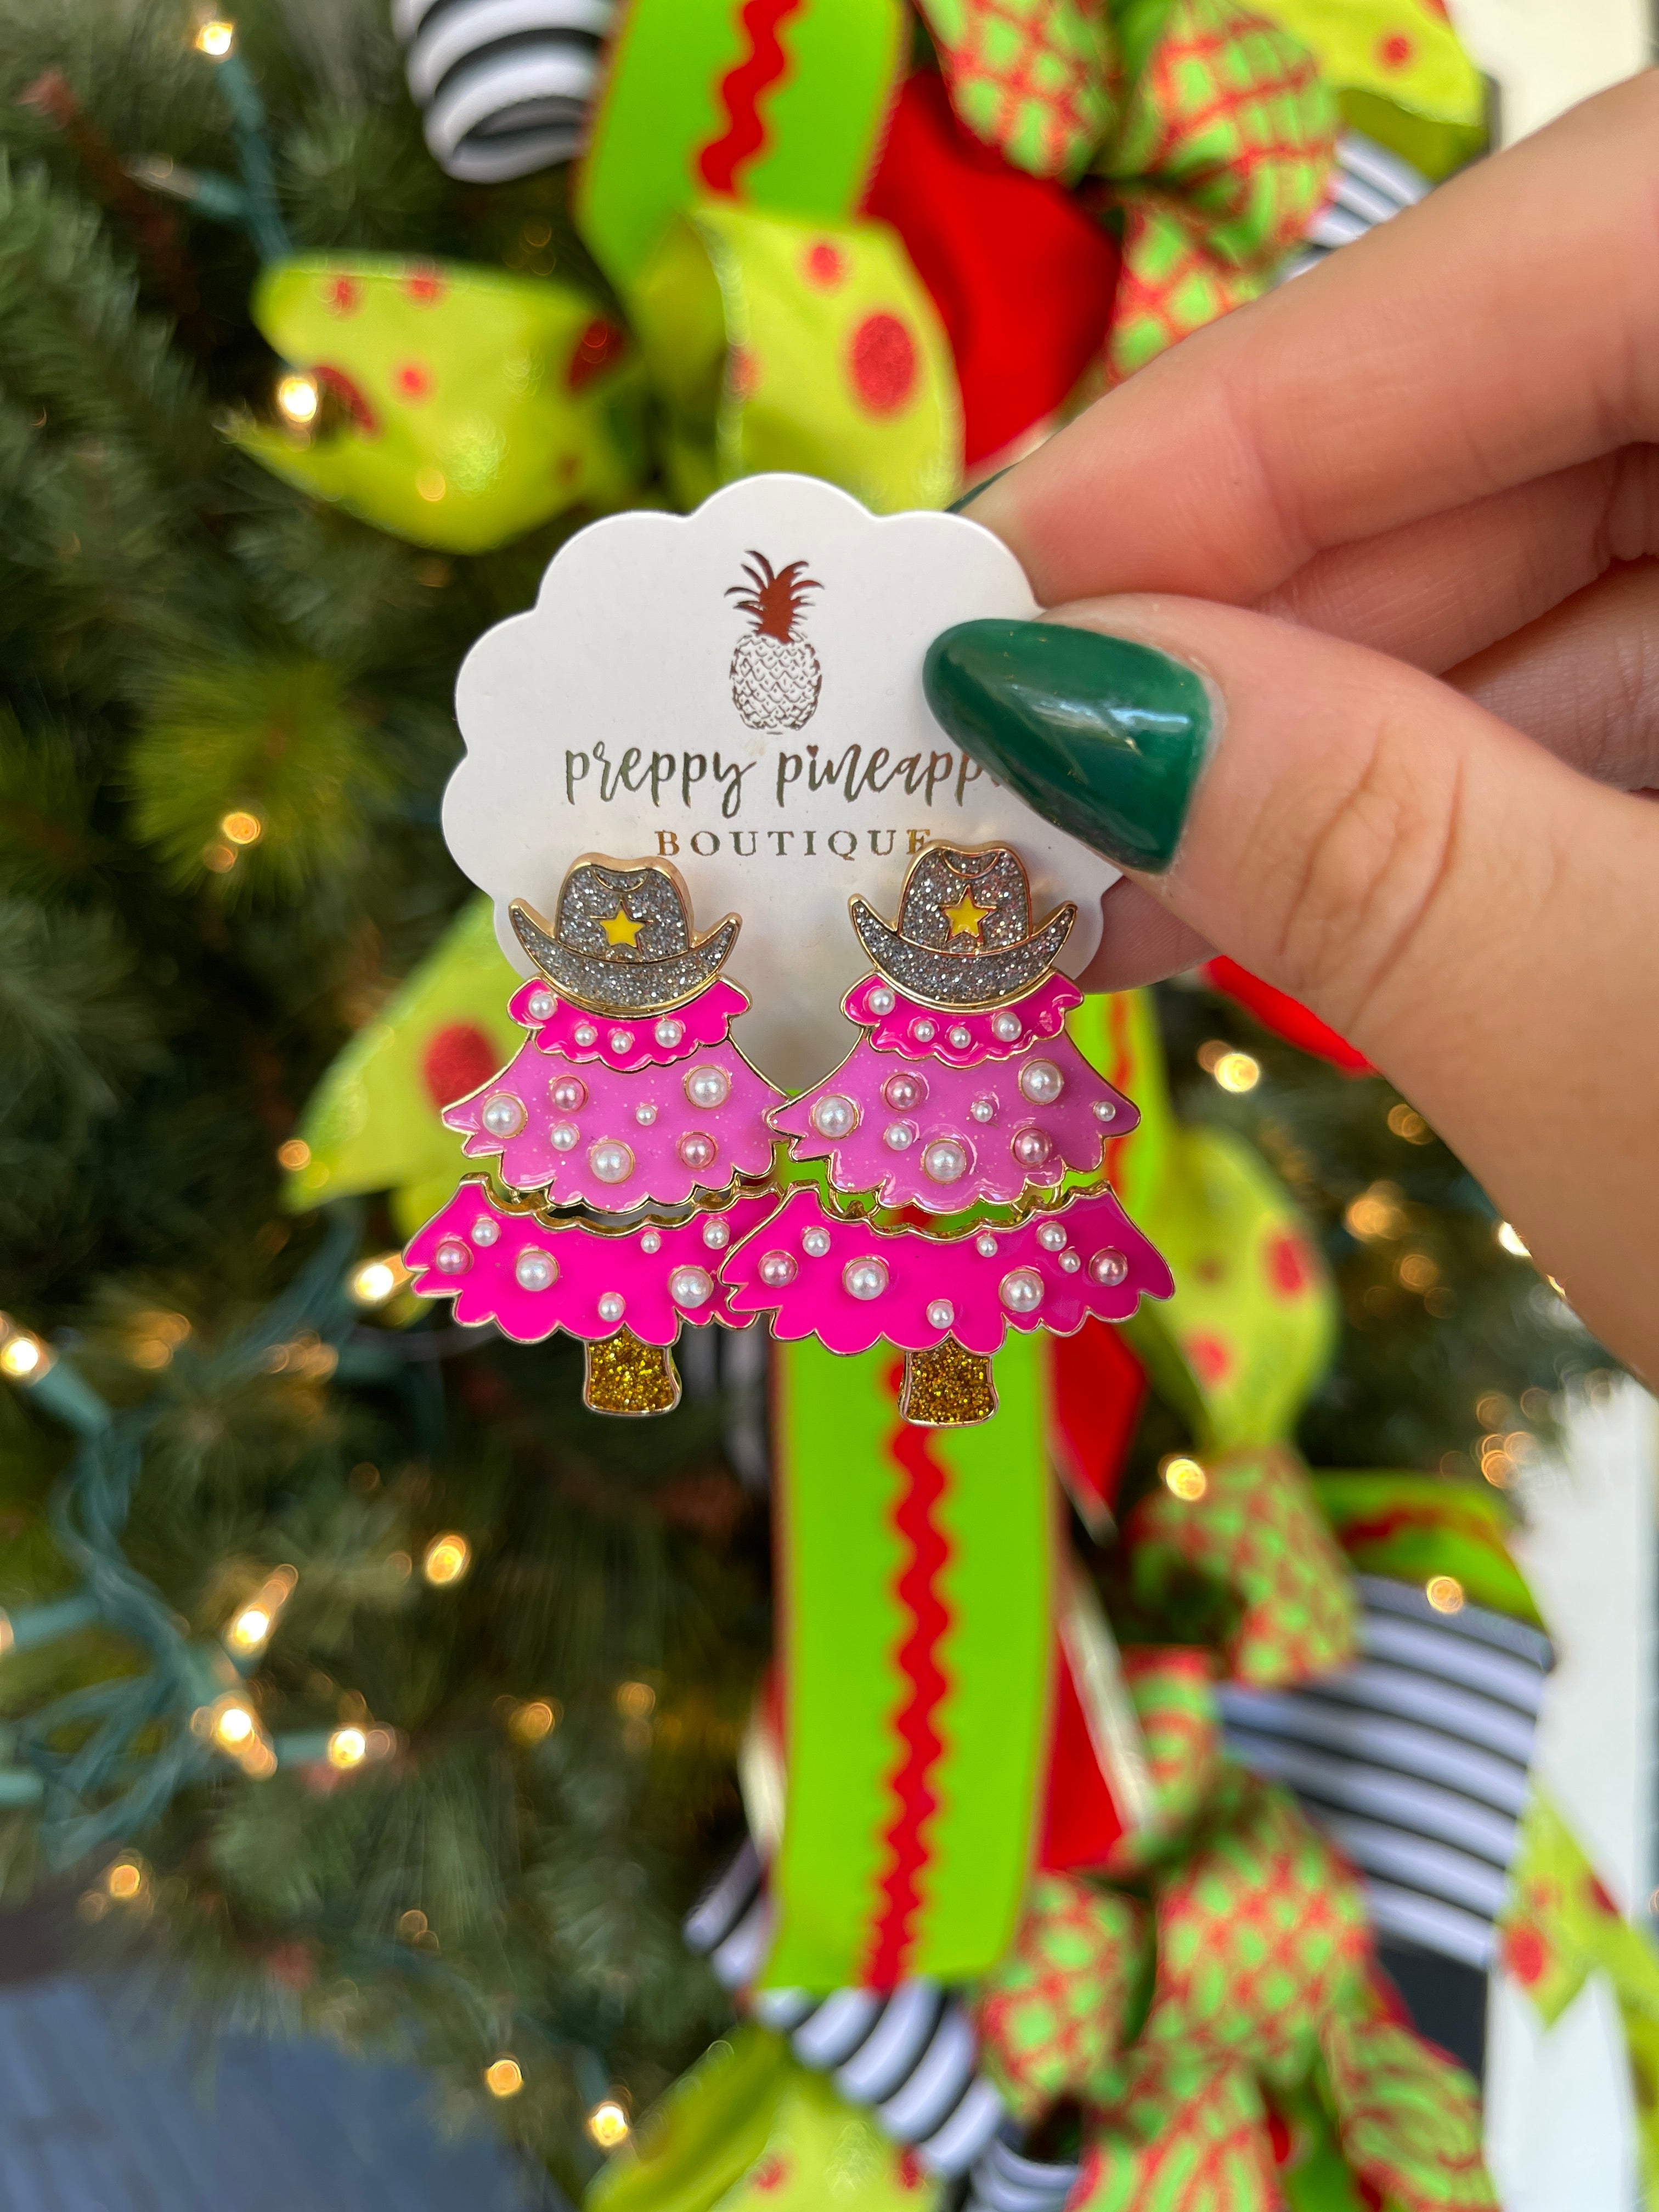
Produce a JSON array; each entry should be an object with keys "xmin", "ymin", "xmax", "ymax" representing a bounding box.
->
[
  {"xmin": 923, "ymin": 619, "xmax": 1214, "ymax": 872},
  {"xmin": 946, "ymin": 463, "xmax": 1015, "ymax": 515}
]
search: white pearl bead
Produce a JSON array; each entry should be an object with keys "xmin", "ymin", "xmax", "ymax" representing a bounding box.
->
[
  {"xmin": 882, "ymin": 1072, "xmax": 926, "ymax": 1111},
  {"xmin": 922, "ymin": 1137, "xmax": 969, "ymax": 1184},
  {"xmin": 802, "ymin": 1226, "xmax": 832, "ymax": 1258},
  {"xmin": 1012, "ymin": 1127, "xmax": 1054, "ymax": 1169},
  {"xmin": 868, "ymin": 986, "xmax": 895, "ymax": 1015},
  {"xmin": 551, "ymin": 1121, "xmax": 579, "ymax": 1152},
  {"xmin": 573, "ymin": 1023, "xmax": 597, "ymax": 1048},
  {"xmin": 609, "ymin": 1030, "xmax": 634, "ymax": 1054},
  {"xmin": 701, "ymin": 1218, "xmax": 730, "ymax": 1249},
  {"xmin": 1019, "ymin": 1059, "xmax": 1065, "ymax": 1105},
  {"xmin": 1090, "ymin": 1249, "xmax": 1129, "ymax": 1287},
  {"xmin": 1000, "ymin": 1267, "xmax": 1045, "ymax": 1314},
  {"xmin": 654, "ymin": 1017, "xmax": 684, "ymax": 1048},
  {"xmin": 589, "ymin": 1140, "xmax": 634, "ymax": 1185},
  {"xmin": 759, "ymin": 1250, "xmax": 798, "ymax": 1288},
  {"xmin": 471, "ymin": 1216, "xmax": 500, "ymax": 1246},
  {"xmin": 481, "ymin": 1093, "xmax": 525, "ymax": 1138},
  {"xmin": 640, "ymin": 1229, "xmax": 662, "ymax": 1254},
  {"xmin": 1036, "ymin": 1221, "xmax": 1068, "ymax": 1251},
  {"xmin": 634, "ymin": 1102, "xmax": 659, "ymax": 1126},
  {"xmin": 975, "ymin": 1233, "xmax": 998, "ymax": 1257},
  {"xmin": 1092, "ymin": 1099, "xmax": 1118, "ymax": 1123},
  {"xmin": 992, "ymin": 1012, "xmax": 1022, "ymax": 1043},
  {"xmin": 970, "ymin": 1096, "xmax": 997, "ymax": 1124},
  {"xmin": 678, "ymin": 1132, "xmax": 716, "ymax": 1172},
  {"xmin": 527, "ymin": 990, "xmax": 556, "ymax": 1020},
  {"xmin": 1060, "ymin": 1251, "xmax": 1082, "ymax": 1273},
  {"xmin": 926, "ymin": 1298, "xmax": 955, "ymax": 1329},
  {"xmin": 947, "ymin": 1026, "xmax": 972, "ymax": 1049},
  {"xmin": 843, "ymin": 1257, "xmax": 889, "ymax": 1301},
  {"xmin": 684, "ymin": 1065, "xmax": 731, "ymax": 1110},
  {"xmin": 597, "ymin": 1292, "xmax": 626, "ymax": 1323},
  {"xmin": 669, "ymin": 1265, "xmax": 714, "ymax": 1309},
  {"xmin": 811, "ymin": 1094, "xmax": 858, "ymax": 1139},
  {"xmin": 911, "ymin": 1020, "xmax": 936, "ymax": 1043},
  {"xmin": 434, "ymin": 1239, "xmax": 470, "ymax": 1274},
  {"xmin": 883, "ymin": 1121, "xmax": 916, "ymax": 1152},
  {"xmin": 515, "ymin": 1249, "xmax": 557, "ymax": 1291},
  {"xmin": 550, "ymin": 1075, "xmax": 586, "ymax": 1113}
]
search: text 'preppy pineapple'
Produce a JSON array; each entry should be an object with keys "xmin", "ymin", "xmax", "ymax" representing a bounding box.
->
[{"xmin": 562, "ymin": 743, "xmax": 992, "ymax": 816}]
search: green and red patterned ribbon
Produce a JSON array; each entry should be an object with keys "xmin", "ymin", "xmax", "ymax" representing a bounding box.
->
[{"xmin": 766, "ymin": 1331, "xmax": 1054, "ymax": 1990}]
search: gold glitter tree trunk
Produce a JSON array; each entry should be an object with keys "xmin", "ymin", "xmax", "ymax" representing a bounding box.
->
[
  {"xmin": 584, "ymin": 1330, "xmax": 681, "ymax": 1415},
  {"xmin": 899, "ymin": 1340, "xmax": 997, "ymax": 1427}
]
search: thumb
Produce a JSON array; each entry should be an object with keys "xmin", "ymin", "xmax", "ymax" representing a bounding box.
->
[{"xmin": 924, "ymin": 600, "xmax": 1659, "ymax": 1374}]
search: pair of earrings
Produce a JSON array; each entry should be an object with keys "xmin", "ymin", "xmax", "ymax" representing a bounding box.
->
[{"xmin": 404, "ymin": 845, "xmax": 1171, "ymax": 1425}]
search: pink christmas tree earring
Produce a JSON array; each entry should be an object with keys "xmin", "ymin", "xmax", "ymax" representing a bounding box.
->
[
  {"xmin": 405, "ymin": 854, "xmax": 785, "ymax": 1414},
  {"xmin": 724, "ymin": 842, "xmax": 1173, "ymax": 1425}
]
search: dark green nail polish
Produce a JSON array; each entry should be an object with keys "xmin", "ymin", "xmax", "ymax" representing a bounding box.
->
[
  {"xmin": 946, "ymin": 463, "xmax": 1015, "ymax": 515},
  {"xmin": 922, "ymin": 620, "xmax": 1214, "ymax": 872}
]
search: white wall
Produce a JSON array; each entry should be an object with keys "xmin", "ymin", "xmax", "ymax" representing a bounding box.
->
[{"xmin": 1450, "ymin": 0, "xmax": 1651, "ymax": 140}]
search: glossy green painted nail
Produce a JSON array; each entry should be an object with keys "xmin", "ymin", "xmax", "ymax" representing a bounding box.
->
[{"xmin": 922, "ymin": 619, "xmax": 1214, "ymax": 872}]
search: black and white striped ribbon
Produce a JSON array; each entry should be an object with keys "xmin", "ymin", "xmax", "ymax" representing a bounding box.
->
[
  {"xmin": 1222, "ymin": 1575, "xmax": 1551, "ymax": 1970},
  {"xmin": 684, "ymin": 1840, "xmax": 1006, "ymax": 2175},
  {"xmin": 393, "ymin": 0, "xmax": 616, "ymax": 181},
  {"xmin": 1280, "ymin": 129, "xmax": 1430, "ymax": 281}
]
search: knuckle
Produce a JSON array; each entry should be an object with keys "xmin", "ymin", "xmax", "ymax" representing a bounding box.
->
[{"xmin": 1254, "ymin": 707, "xmax": 1460, "ymax": 1033}]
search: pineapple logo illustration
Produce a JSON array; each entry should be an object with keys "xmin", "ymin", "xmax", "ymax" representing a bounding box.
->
[{"xmin": 726, "ymin": 551, "xmax": 822, "ymax": 731}]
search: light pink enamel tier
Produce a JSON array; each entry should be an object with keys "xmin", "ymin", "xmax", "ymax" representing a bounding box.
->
[
  {"xmin": 443, "ymin": 978, "xmax": 783, "ymax": 1210},
  {"xmin": 723, "ymin": 1186, "xmax": 1173, "ymax": 1356},
  {"xmin": 772, "ymin": 974, "xmax": 1136, "ymax": 1214},
  {"xmin": 405, "ymin": 1181, "xmax": 781, "ymax": 1344}
]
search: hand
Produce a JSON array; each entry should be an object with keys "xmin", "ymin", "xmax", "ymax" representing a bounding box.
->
[{"xmin": 922, "ymin": 74, "xmax": 1659, "ymax": 1378}]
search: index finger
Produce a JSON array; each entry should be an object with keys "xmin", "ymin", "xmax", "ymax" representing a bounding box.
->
[{"xmin": 973, "ymin": 70, "xmax": 1659, "ymax": 609}]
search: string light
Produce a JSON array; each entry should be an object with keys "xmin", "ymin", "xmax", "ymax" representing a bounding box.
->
[
  {"xmin": 484, "ymin": 2057, "xmax": 523, "ymax": 2098},
  {"xmin": 274, "ymin": 372, "xmax": 318, "ymax": 426},
  {"xmin": 422, "ymin": 1532, "xmax": 471, "ymax": 1586},
  {"xmin": 0, "ymin": 1316, "xmax": 52, "ymax": 1383},
  {"xmin": 1159, "ymin": 1455, "xmax": 1207, "ymax": 1502},
  {"xmin": 1425, "ymin": 1575, "xmax": 1464, "ymax": 1615},
  {"xmin": 106, "ymin": 1859, "xmax": 145, "ymax": 1901},
  {"xmin": 201, "ymin": 839, "xmax": 238, "ymax": 873},
  {"xmin": 615, "ymin": 1680, "xmax": 655, "ymax": 1718},
  {"xmin": 1496, "ymin": 1221, "xmax": 1530, "ymax": 1258},
  {"xmin": 219, "ymin": 808, "xmax": 263, "ymax": 846},
  {"xmin": 508, "ymin": 1699, "xmax": 558, "ymax": 1746},
  {"xmin": 587, "ymin": 2100, "xmax": 630, "ymax": 2148},
  {"xmin": 195, "ymin": 1692, "xmax": 278, "ymax": 1776},
  {"xmin": 350, "ymin": 1254, "xmax": 409, "ymax": 1308},
  {"xmin": 223, "ymin": 1565, "xmax": 298, "ymax": 1660},
  {"xmin": 327, "ymin": 1725, "xmax": 367, "ymax": 1769},
  {"xmin": 1344, "ymin": 1182, "xmax": 1405, "ymax": 1243},
  {"xmin": 1386, "ymin": 1102, "xmax": 1433, "ymax": 1144},
  {"xmin": 194, "ymin": 19, "xmax": 235, "ymax": 56},
  {"xmin": 1212, "ymin": 1050, "xmax": 1260, "ymax": 1094},
  {"xmin": 276, "ymin": 1139, "xmax": 311, "ymax": 1172}
]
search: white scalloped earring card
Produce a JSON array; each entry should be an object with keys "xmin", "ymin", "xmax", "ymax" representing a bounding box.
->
[{"xmin": 442, "ymin": 473, "xmax": 1120, "ymax": 1090}]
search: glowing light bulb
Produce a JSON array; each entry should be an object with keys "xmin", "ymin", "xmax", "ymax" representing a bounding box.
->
[
  {"xmin": 1425, "ymin": 1574, "xmax": 1464, "ymax": 1615},
  {"xmin": 615, "ymin": 1680, "xmax": 655, "ymax": 1718},
  {"xmin": 219, "ymin": 809, "xmax": 263, "ymax": 848},
  {"xmin": 215, "ymin": 1702, "xmax": 255, "ymax": 1747},
  {"xmin": 0, "ymin": 1328, "xmax": 46, "ymax": 1379},
  {"xmin": 509, "ymin": 1700, "xmax": 557, "ymax": 1745},
  {"xmin": 229, "ymin": 1607, "xmax": 270, "ymax": 1652},
  {"xmin": 195, "ymin": 19, "xmax": 235, "ymax": 56},
  {"xmin": 223, "ymin": 1565, "xmax": 296, "ymax": 1658},
  {"xmin": 276, "ymin": 1139, "xmax": 311, "ymax": 1172},
  {"xmin": 1160, "ymin": 1455, "xmax": 1207, "ymax": 1502},
  {"xmin": 1496, "ymin": 1221, "xmax": 1530, "ymax": 1258},
  {"xmin": 422, "ymin": 1532, "xmax": 471, "ymax": 1587},
  {"xmin": 106, "ymin": 1861, "xmax": 143, "ymax": 1900},
  {"xmin": 328, "ymin": 1726, "xmax": 368, "ymax": 1769},
  {"xmin": 587, "ymin": 2100, "xmax": 630, "ymax": 2147},
  {"xmin": 485, "ymin": 2058, "xmax": 523, "ymax": 2098},
  {"xmin": 1212, "ymin": 1051, "xmax": 1260, "ymax": 1094},
  {"xmin": 350, "ymin": 1254, "xmax": 408, "ymax": 1308},
  {"xmin": 274, "ymin": 371, "xmax": 318, "ymax": 425}
]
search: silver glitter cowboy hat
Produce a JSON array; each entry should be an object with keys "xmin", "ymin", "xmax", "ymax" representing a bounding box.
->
[
  {"xmin": 848, "ymin": 843, "xmax": 1075, "ymax": 1010},
  {"xmin": 510, "ymin": 856, "xmax": 740, "ymax": 1015}
]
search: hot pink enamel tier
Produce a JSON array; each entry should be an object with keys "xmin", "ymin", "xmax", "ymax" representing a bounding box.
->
[
  {"xmin": 772, "ymin": 974, "xmax": 1137, "ymax": 1213},
  {"xmin": 722, "ymin": 1186, "xmax": 1173, "ymax": 1355},
  {"xmin": 442, "ymin": 977, "xmax": 783, "ymax": 1209},
  {"xmin": 405, "ymin": 1182, "xmax": 779, "ymax": 1344}
]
